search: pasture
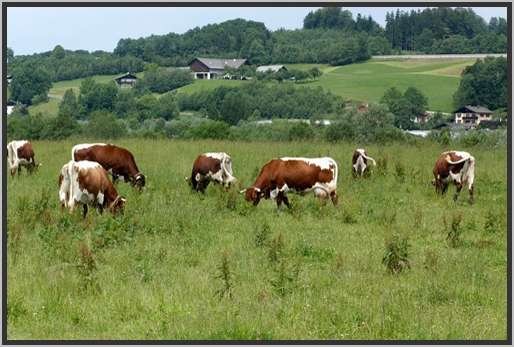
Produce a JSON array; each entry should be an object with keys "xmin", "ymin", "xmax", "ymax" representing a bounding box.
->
[{"xmin": 6, "ymin": 139, "xmax": 507, "ymax": 340}]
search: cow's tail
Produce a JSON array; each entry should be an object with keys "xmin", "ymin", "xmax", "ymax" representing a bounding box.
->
[
  {"xmin": 71, "ymin": 145, "xmax": 77, "ymax": 161},
  {"xmin": 332, "ymin": 158, "xmax": 339, "ymax": 184},
  {"xmin": 363, "ymin": 154, "xmax": 377, "ymax": 166},
  {"xmin": 464, "ymin": 156, "xmax": 476, "ymax": 189},
  {"xmin": 446, "ymin": 154, "xmax": 470, "ymax": 165}
]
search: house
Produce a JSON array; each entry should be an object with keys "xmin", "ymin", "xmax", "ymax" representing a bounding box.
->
[
  {"xmin": 256, "ymin": 65, "xmax": 288, "ymax": 73},
  {"xmin": 189, "ymin": 57, "xmax": 247, "ymax": 80},
  {"xmin": 7, "ymin": 74, "xmax": 12, "ymax": 86},
  {"xmin": 454, "ymin": 105, "xmax": 492, "ymax": 126},
  {"xmin": 114, "ymin": 72, "xmax": 137, "ymax": 88},
  {"xmin": 6, "ymin": 100, "xmax": 16, "ymax": 116},
  {"xmin": 414, "ymin": 111, "xmax": 431, "ymax": 124}
]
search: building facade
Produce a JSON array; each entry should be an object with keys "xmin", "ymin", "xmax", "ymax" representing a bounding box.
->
[
  {"xmin": 454, "ymin": 105, "xmax": 493, "ymax": 126},
  {"xmin": 114, "ymin": 72, "xmax": 137, "ymax": 88},
  {"xmin": 189, "ymin": 58, "xmax": 247, "ymax": 79}
]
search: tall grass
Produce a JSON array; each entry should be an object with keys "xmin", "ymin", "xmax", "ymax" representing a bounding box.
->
[{"xmin": 6, "ymin": 139, "xmax": 507, "ymax": 340}]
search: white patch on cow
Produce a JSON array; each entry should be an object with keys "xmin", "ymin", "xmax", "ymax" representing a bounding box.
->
[
  {"xmin": 71, "ymin": 143, "xmax": 108, "ymax": 160},
  {"xmin": 75, "ymin": 160, "xmax": 102, "ymax": 170},
  {"xmin": 280, "ymin": 157, "xmax": 334, "ymax": 171},
  {"xmin": 195, "ymin": 173, "xmax": 202, "ymax": 182},
  {"xmin": 60, "ymin": 160, "xmax": 106, "ymax": 212},
  {"xmin": 354, "ymin": 155, "xmax": 367, "ymax": 175},
  {"xmin": 444, "ymin": 151, "xmax": 475, "ymax": 190},
  {"xmin": 202, "ymin": 152, "xmax": 237, "ymax": 186}
]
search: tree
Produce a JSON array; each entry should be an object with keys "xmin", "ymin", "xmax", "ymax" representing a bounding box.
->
[
  {"xmin": 403, "ymin": 87, "xmax": 428, "ymax": 115},
  {"xmin": 78, "ymin": 78, "xmax": 118, "ymax": 115},
  {"xmin": 58, "ymin": 89, "xmax": 80, "ymax": 118},
  {"xmin": 10, "ymin": 63, "xmax": 52, "ymax": 105},
  {"xmin": 52, "ymin": 45, "xmax": 66, "ymax": 59},
  {"xmin": 453, "ymin": 57, "xmax": 507, "ymax": 110},
  {"xmin": 86, "ymin": 111, "xmax": 126, "ymax": 139}
]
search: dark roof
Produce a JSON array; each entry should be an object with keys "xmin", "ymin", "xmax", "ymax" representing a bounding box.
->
[
  {"xmin": 7, "ymin": 100, "xmax": 16, "ymax": 106},
  {"xmin": 7, "ymin": 74, "xmax": 12, "ymax": 79},
  {"xmin": 114, "ymin": 72, "xmax": 137, "ymax": 81},
  {"xmin": 192, "ymin": 57, "xmax": 247, "ymax": 70},
  {"xmin": 454, "ymin": 105, "xmax": 492, "ymax": 114},
  {"xmin": 478, "ymin": 120, "xmax": 502, "ymax": 129}
]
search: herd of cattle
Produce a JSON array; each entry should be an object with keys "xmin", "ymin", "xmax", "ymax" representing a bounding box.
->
[{"xmin": 7, "ymin": 140, "xmax": 476, "ymax": 217}]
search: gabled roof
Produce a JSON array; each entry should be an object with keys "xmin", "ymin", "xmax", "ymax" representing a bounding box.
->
[
  {"xmin": 455, "ymin": 105, "xmax": 492, "ymax": 114},
  {"xmin": 192, "ymin": 57, "xmax": 247, "ymax": 70},
  {"xmin": 256, "ymin": 65, "xmax": 287, "ymax": 73},
  {"xmin": 114, "ymin": 72, "xmax": 137, "ymax": 81}
]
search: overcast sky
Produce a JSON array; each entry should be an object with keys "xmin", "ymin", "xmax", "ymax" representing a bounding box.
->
[{"xmin": 7, "ymin": 6, "xmax": 508, "ymax": 55}]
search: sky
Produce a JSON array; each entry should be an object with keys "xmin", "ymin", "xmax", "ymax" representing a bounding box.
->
[{"xmin": 7, "ymin": 6, "xmax": 508, "ymax": 55}]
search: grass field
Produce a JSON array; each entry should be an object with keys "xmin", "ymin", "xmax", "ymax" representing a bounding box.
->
[
  {"xmin": 6, "ymin": 139, "xmax": 507, "ymax": 340},
  {"xmin": 308, "ymin": 58, "xmax": 476, "ymax": 112}
]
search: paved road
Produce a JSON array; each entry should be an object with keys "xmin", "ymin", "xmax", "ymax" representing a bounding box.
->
[{"xmin": 372, "ymin": 53, "xmax": 506, "ymax": 60}]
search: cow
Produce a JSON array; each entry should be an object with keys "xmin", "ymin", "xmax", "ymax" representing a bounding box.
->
[
  {"xmin": 189, "ymin": 152, "xmax": 236, "ymax": 193},
  {"xmin": 59, "ymin": 160, "xmax": 126, "ymax": 218},
  {"xmin": 352, "ymin": 148, "xmax": 376, "ymax": 177},
  {"xmin": 7, "ymin": 140, "xmax": 41, "ymax": 177},
  {"xmin": 72, "ymin": 143, "xmax": 145, "ymax": 189},
  {"xmin": 432, "ymin": 150, "xmax": 475, "ymax": 203},
  {"xmin": 242, "ymin": 157, "xmax": 338, "ymax": 208}
]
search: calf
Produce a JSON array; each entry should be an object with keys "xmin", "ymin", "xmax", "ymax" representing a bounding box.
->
[
  {"xmin": 59, "ymin": 160, "xmax": 126, "ymax": 218},
  {"xmin": 242, "ymin": 157, "xmax": 338, "ymax": 208},
  {"xmin": 352, "ymin": 148, "xmax": 376, "ymax": 177},
  {"xmin": 432, "ymin": 150, "xmax": 475, "ymax": 203},
  {"xmin": 7, "ymin": 140, "xmax": 41, "ymax": 177},
  {"xmin": 72, "ymin": 143, "xmax": 145, "ymax": 189},
  {"xmin": 189, "ymin": 152, "xmax": 236, "ymax": 192}
]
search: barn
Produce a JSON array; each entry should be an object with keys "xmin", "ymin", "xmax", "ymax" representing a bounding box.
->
[
  {"xmin": 114, "ymin": 72, "xmax": 138, "ymax": 88},
  {"xmin": 454, "ymin": 105, "xmax": 493, "ymax": 126},
  {"xmin": 189, "ymin": 57, "xmax": 247, "ymax": 79},
  {"xmin": 256, "ymin": 65, "xmax": 288, "ymax": 73}
]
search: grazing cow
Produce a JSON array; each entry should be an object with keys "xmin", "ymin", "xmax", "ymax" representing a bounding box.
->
[
  {"xmin": 242, "ymin": 157, "xmax": 338, "ymax": 208},
  {"xmin": 432, "ymin": 150, "xmax": 475, "ymax": 203},
  {"xmin": 72, "ymin": 143, "xmax": 145, "ymax": 189},
  {"xmin": 352, "ymin": 148, "xmax": 376, "ymax": 177},
  {"xmin": 7, "ymin": 140, "xmax": 41, "ymax": 177},
  {"xmin": 59, "ymin": 160, "xmax": 126, "ymax": 217},
  {"xmin": 189, "ymin": 152, "xmax": 236, "ymax": 192}
]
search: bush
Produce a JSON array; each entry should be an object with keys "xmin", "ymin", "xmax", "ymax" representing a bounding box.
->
[
  {"xmin": 288, "ymin": 122, "xmax": 314, "ymax": 140},
  {"xmin": 185, "ymin": 120, "xmax": 231, "ymax": 140},
  {"xmin": 86, "ymin": 111, "xmax": 127, "ymax": 139},
  {"xmin": 136, "ymin": 65, "xmax": 193, "ymax": 93}
]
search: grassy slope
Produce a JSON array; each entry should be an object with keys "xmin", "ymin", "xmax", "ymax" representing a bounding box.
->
[
  {"xmin": 308, "ymin": 59, "xmax": 475, "ymax": 112},
  {"xmin": 7, "ymin": 139, "xmax": 507, "ymax": 340},
  {"xmin": 28, "ymin": 59, "xmax": 474, "ymax": 116}
]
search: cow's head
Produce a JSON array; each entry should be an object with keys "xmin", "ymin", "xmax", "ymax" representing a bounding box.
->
[
  {"xmin": 28, "ymin": 161, "xmax": 42, "ymax": 174},
  {"xmin": 132, "ymin": 174, "xmax": 146, "ymax": 190},
  {"xmin": 241, "ymin": 187, "xmax": 263, "ymax": 205},
  {"xmin": 223, "ymin": 175, "xmax": 237, "ymax": 189},
  {"xmin": 110, "ymin": 196, "xmax": 126, "ymax": 214},
  {"xmin": 432, "ymin": 175, "xmax": 447, "ymax": 194}
]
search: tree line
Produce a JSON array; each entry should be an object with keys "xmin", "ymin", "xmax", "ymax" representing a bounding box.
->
[{"xmin": 384, "ymin": 8, "xmax": 507, "ymax": 53}]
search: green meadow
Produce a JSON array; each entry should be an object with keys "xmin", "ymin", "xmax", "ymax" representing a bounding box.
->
[
  {"xmin": 6, "ymin": 139, "xmax": 507, "ymax": 340},
  {"xmin": 27, "ymin": 58, "xmax": 476, "ymax": 116}
]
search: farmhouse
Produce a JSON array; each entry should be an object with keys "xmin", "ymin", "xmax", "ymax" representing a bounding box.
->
[
  {"xmin": 454, "ymin": 105, "xmax": 492, "ymax": 126},
  {"xmin": 114, "ymin": 72, "xmax": 137, "ymax": 88},
  {"xmin": 6, "ymin": 100, "xmax": 16, "ymax": 116},
  {"xmin": 256, "ymin": 65, "xmax": 288, "ymax": 73},
  {"xmin": 189, "ymin": 57, "xmax": 247, "ymax": 79}
]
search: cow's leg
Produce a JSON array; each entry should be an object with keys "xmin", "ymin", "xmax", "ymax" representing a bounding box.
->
[
  {"xmin": 468, "ymin": 184, "xmax": 474, "ymax": 204},
  {"xmin": 453, "ymin": 183, "xmax": 463, "ymax": 202},
  {"xmin": 282, "ymin": 194, "xmax": 291, "ymax": 209},
  {"xmin": 276, "ymin": 193, "xmax": 283, "ymax": 208},
  {"xmin": 330, "ymin": 191, "xmax": 338, "ymax": 206},
  {"xmin": 10, "ymin": 168, "xmax": 16, "ymax": 177},
  {"xmin": 82, "ymin": 204, "xmax": 88, "ymax": 218},
  {"xmin": 17, "ymin": 166, "xmax": 22, "ymax": 176}
]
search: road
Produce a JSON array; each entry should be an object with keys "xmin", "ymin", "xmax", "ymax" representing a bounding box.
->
[{"xmin": 372, "ymin": 53, "xmax": 507, "ymax": 60}]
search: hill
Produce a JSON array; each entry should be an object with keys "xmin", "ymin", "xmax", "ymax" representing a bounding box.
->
[{"xmin": 27, "ymin": 58, "xmax": 475, "ymax": 116}]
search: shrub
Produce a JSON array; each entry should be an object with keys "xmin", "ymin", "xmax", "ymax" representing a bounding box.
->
[
  {"xmin": 86, "ymin": 110, "xmax": 127, "ymax": 139},
  {"xmin": 382, "ymin": 234, "xmax": 410, "ymax": 274},
  {"xmin": 288, "ymin": 122, "xmax": 314, "ymax": 141}
]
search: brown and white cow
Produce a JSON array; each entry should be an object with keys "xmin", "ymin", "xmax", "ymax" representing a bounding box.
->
[
  {"xmin": 432, "ymin": 150, "xmax": 475, "ymax": 203},
  {"xmin": 352, "ymin": 148, "xmax": 376, "ymax": 177},
  {"xmin": 72, "ymin": 143, "xmax": 145, "ymax": 189},
  {"xmin": 7, "ymin": 140, "xmax": 41, "ymax": 177},
  {"xmin": 242, "ymin": 157, "xmax": 338, "ymax": 208},
  {"xmin": 189, "ymin": 152, "xmax": 236, "ymax": 193},
  {"xmin": 59, "ymin": 160, "xmax": 126, "ymax": 218}
]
